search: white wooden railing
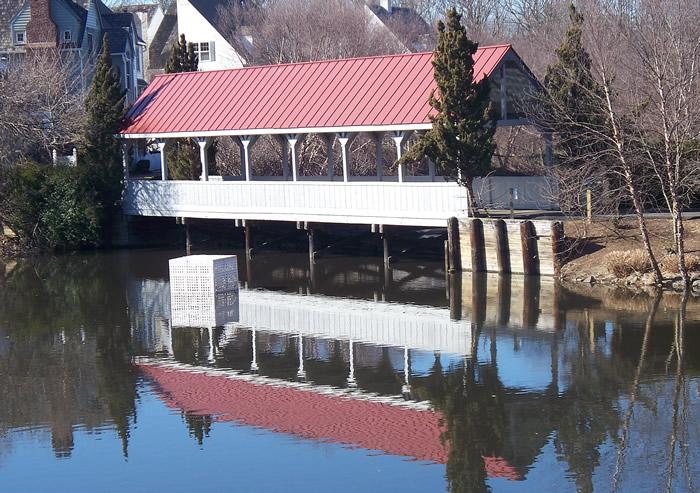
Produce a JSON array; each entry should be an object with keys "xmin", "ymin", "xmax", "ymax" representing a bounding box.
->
[{"xmin": 123, "ymin": 180, "xmax": 469, "ymax": 227}]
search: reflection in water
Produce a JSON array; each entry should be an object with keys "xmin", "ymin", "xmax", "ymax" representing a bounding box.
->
[{"xmin": 0, "ymin": 250, "xmax": 698, "ymax": 492}]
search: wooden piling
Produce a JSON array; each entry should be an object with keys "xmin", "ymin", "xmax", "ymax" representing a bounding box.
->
[
  {"xmin": 551, "ymin": 221, "xmax": 565, "ymax": 275},
  {"xmin": 382, "ymin": 233, "xmax": 390, "ymax": 269},
  {"xmin": 470, "ymin": 218, "xmax": 486, "ymax": 272},
  {"xmin": 444, "ymin": 240, "xmax": 450, "ymax": 274},
  {"xmin": 471, "ymin": 273, "xmax": 487, "ymax": 326},
  {"xmin": 447, "ymin": 217, "xmax": 461, "ymax": 272},
  {"xmin": 520, "ymin": 220, "xmax": 538, "ymax": 275},
  {"xmin": 494, "ymin": 219, "xmax": 510, "ymax": 273},
  {"xmin": 497, "ymin": 274, "xmax": 512, "ymax": 326},
  {"xmin": 184, "ymin": 218, "xmax": 192, "ymax": 255},
  {"xmin": 308, "ymin": 228, "xmax": 315, "ymax": 265},
  {"xmin": 244, "ymin": 221, "xmax": 252, "ymax": 259},
  {"xmin": 448, "ymin": 273, "xmax": 462, "ymax": 321},
  {"xmin": 522, "ymin": 275, "xmax": 540, "ymax": 327}
]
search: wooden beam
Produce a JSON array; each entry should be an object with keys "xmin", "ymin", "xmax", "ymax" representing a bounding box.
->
[{"xmin": 447, "ymin": 216, "xmax": 461, "ymax": 272}]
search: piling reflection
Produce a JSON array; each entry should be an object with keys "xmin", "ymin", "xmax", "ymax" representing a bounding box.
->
[{"xmin": 0, "ymin": 250, "xmax": 698, "ymax": 491}]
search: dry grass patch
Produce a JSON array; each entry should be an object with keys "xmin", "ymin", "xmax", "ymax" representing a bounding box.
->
[
  {"xmin": 604, "ymin": 250, "xmax": 652, "ymax": 278},
  {"xmin": 660, "ymin": 254, "xmax": 700, "ymax": 274}
]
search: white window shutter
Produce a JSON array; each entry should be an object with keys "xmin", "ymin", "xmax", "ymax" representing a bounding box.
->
[{"xmin": 210, "ymin": 41, "xmax": 215, "ymax": 61}]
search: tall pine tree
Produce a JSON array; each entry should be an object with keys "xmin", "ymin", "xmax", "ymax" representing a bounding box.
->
[
  {"xmin": 80, "ymin": 34, "xmax": 126, "ymax": 231},
  {"xmin": 165, "ymin": 34, "xmax": 199, "ymax": 74},
  {"xmin": 164, "ymin": 34, "xmax": 201, "ymax": 180},
  {"xmin": 543, "ymin": 3, "xmax": 607, "ymax": 169},
  {"xmin": 400, "ymin": 9, "xmax": 496, "ymax": 215}
]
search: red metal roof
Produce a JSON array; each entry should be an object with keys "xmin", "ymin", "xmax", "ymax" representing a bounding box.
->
[
  {"xmin": 120, "ymin": 45, "xmax": 513, "ymax": 136},
  {"xmin": 139, "ymin": 363, "xmax": 524, "ymax": 480}
]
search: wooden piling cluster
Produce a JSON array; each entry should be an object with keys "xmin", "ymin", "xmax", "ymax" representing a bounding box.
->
[
  {"xmin": 452, "ymin": 273, "xmax": 564, "ymax": 331},
  {"xmin": 447, "ymin": 217, "xmax": 564, "ymax": 276}
]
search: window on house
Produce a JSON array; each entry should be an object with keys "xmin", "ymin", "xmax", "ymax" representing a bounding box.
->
[
  {"xmin": 15, "ymin": 31, "xmax": 26, "ymax": 45},
  {"xmin": 87, "ymin": 33, "xmax": 94, "ymax": 54},
  {"xmin": 194, "ymin": 42, "xmax": 211, "ymax": 62},
  {"xmin": 63, "ymin": 30, "xmax": 72, "ymax": 42},
  {"xmin": 126, "ymin": 61, "xmax": 131, "ymax": 90}
]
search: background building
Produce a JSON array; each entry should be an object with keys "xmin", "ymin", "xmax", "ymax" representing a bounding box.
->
[{"xmin": 0, "ymin": 0, "xmax": 146, "ymax": 103}]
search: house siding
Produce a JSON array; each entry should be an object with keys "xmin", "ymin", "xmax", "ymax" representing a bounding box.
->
[
  {"xmin": 85, "ymin": 0, "xmax": 97, "ymax": 28},
  {"xmin": 176, "ymin": 0, "xmax": 243, "ymax": 71},
  {"xmin": 50, "ymin": 0, "xmax": 82, "ymax": 44},
  {"xmin": 11, "ymin": 5, "xmax": 30, "ymax": 33}
]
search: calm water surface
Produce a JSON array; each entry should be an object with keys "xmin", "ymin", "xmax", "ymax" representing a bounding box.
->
[{"xmin": 0, "ymin": 249, "xmax": 698, "ymax": 492}]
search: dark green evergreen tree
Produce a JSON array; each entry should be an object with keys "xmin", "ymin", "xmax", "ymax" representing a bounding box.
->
[
  {"xmin": 164, "ymin": 34, "xmax": 201, "ymax": 180},
  {"xmin": 165, "ymin": 34, "xmax": 199, "ymax": 74},
  {"xmin": 80, "ymin": 34, "xmax": 126, "ymax": 235},
  {"xmin": 542, "ymin": 3, "xmax": 607, "ymax": 169},
  {"xmin": 400, "ymin": 8, "xmax": 496, "ymax": 214}
]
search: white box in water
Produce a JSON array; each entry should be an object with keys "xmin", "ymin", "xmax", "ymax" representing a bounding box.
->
[{"xmin": 169, "ymin": 255, "xmax": 239, "ymax": 327}]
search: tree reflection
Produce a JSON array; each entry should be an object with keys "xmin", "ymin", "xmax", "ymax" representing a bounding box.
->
[
  {"xmin": 183, "ymin": 413, "xmax": 213, "ymax": 446},
  {"xmin": 0, "ymin": 253, "xmax": 138, "ymax": 458}
]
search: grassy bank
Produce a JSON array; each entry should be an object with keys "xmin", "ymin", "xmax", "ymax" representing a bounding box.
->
[{"xmin": 561, "ymin": 216, "xmax": 700, "ymax": 290}]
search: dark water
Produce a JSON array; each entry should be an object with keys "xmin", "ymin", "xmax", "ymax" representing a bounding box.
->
[{"xmin": 0, "ymin": 249, "xmax": 698, "ymax": 492}]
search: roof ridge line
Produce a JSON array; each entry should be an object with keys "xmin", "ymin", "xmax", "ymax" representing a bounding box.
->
[{"xmin": 152, "ymin": 44, "xmax": 512, "ymax": 79}]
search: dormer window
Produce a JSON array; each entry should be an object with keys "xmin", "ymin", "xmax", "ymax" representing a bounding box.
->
[
  {"xmin": 63, "ymin": 30, "xmax": 72, "ymax": 42},
  {"xmin": 15, "ymin": 31, "xmax": 26, "ymax": 45}
]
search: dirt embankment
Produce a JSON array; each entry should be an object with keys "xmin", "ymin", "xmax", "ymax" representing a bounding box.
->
[{"xmin": 560, "ymin": 216, "xmax": 700, "ymax": 291}]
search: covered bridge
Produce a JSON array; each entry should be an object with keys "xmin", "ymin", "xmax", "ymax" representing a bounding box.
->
[{"xmin": 118, "ymin": 45, "xmax": 544, "ymax": 227}]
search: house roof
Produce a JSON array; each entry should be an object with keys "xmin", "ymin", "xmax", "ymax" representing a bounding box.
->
[
  {"xmin": 120, "ymin": 44, "xmax": 513, "ymax": 137},
  {"xmin": 105, "ymin": 27, "xmax": 129, "ymax": 53},
  {"xmin": 188, "ymin": 0, "xmax": 230, "ymax": 37},
  {"xmin": 147, "ymin": 2, "xmax": 177, "ymax": 73},
  {"xmin": 103, "ymin": 12, "xmax": 134, "ymax": 28}
]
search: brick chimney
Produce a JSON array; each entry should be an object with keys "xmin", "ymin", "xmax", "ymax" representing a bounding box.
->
[
  {"xmin": 26, "ymin": 0, "xmax": 58, "ymax": 48},
  {"xmin": 380, "ymin": 0, "xmax": 393, "ymax": 14}
]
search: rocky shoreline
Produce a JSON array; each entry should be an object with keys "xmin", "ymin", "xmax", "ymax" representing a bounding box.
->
[{"xmin": 563, "ymin": 271, "xmax": 700, "ymax": 294}]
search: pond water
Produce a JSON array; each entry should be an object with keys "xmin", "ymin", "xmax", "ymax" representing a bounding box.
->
[{"xmin": 0, "ymin": 249, "xmax": 698, "ymax": 493}]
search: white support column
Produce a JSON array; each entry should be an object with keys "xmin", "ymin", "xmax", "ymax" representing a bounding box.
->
[
  {"xmin": 347, "ymin": 339, "xmax": 356, "ymax": 388},
  {"xmin": 208, "ymin": 327, "xmax": 215, "ymax": 363},
  {"xmin": 166, "ymin": 323, "xmax": 173, "ymax": 356},
  {"xmin": 373, "ymin": 132, "xmax": 384, "ymax": 181},
  {"xmin": 157, "ymin": 140, "xmax": 168, "ymax": 180},
  {"xmin": 324, "ymin": 134, "xmax": 335, "ymax": 181},
  {"xmin": 121, "ymin": 142, "xmax": 131, "ymax": 182},
  {"xmin": 250, "ymin": 328, "xmax": 258, "ymax": 372},
  {"xmin": 297, "ymin": 333, "xmax": 305, "ymax": 380},
  {"xmin": 238, "ymin": 136, "xmax": 257, "ymax": 181},
  {"xmin": 337, "ymin": 132, "xmax": 356, "ymax": 183},
  {"xmin": 402, "ymin": 346, "xmax": 411, "ymax": 397},
  {"xmin": 287, "ymin": 134, "xmax": 303, "ymax": 182},
  {"xmin": 392, "ymin": 131, "xmax": 412, "ymax": 182},
  {"xmin": 195, "ymin": 137, "xmax": 212, "ymax": 181}
]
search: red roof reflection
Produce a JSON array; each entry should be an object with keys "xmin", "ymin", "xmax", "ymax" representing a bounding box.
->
[{"xmin": 139, "ymin": 362, "xmax": 523, "ymax": 480}]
